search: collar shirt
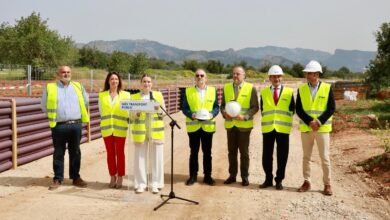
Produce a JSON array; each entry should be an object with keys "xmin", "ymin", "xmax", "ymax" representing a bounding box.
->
[
  {"xmin": 196, "ymin": 85, "xmax": 207, "ymax": 105},
  {"xmin": 309, "ymin": 81, "xmax": 320, "ymax": 100}
]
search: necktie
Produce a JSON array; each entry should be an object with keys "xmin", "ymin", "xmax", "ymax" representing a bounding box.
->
[
  {"xmin": 273, "ymin": 87, "xmax": 278, "ymax": 104},
  {"xmin": 234, "ymin": 85, "xmax": 240, "ymax": 100}
]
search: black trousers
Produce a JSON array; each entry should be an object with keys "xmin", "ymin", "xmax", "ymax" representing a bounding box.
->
[
  {"xmin": 227, "ymin": 126, "xmax": 251, "ymax": 179},
  {"xmin": 51, "ymin": 123, "xmax": 82, "ymax": 182},
  {"xmin": 262, "ymin": 129, "xmax": 289, "ymax": 183},
  {"xmin": 188, "ymin": 129, "xmax": 214, "ymax": 177}
]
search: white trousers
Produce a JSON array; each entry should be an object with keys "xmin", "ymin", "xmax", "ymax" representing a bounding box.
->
[
  {"xmin": 134, "ymin": 141, "xmax": 164, "ymax": 189},
  {"xmin": 301, "ymin": 132, "xmax": 331, "ymax": 185}
]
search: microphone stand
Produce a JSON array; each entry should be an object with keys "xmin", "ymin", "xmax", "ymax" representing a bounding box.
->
[{"xmin": 154, "ymin": 105, "xmax": 199, "ymax": 211}]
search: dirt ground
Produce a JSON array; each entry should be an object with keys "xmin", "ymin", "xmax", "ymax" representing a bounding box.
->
[{"xmin": 0, "ymin": 110, "xmax": 389, "ymax": 220}]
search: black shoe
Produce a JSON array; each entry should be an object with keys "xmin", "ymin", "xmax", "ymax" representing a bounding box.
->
[
  {"xmin": 259, "ymin": 181, "xmax": 273, "ymax": 188},
  {"xmin": 275, "ymin": 182, "xmax": 283, "ymax": 190},
  {"xmin": 185, "ymin": 175, "xmax": 197, "ymax": 186},
  {"xmin": 203, "ymin": 176, "xmax": 216, "ymax": 186},
  {"xmin": 223, "ymin": 176, "xmax": 236, "ymax": 184},
  {"xmin": 241, "ymin": 177, "xmax": 249, "ymax": 186}
]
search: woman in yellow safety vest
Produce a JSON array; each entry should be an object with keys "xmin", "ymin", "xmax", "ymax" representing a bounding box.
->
[
  {"xmin": 131, "ymin": 74, "xmax": 165, "ymax": 194},
  {"xmin": 99, "ymin": 72, "xmax": 130, "ymax": 189}
]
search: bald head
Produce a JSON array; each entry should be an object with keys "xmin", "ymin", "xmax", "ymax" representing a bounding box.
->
[{"xmin": 195, "ymin": 69, "xmax": 207, "ymax": 89}]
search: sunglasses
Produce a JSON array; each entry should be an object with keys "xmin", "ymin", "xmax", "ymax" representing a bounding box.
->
[
  {"xmin": 61, "ymin": 71, "xmax": 70, "ymax": 73},
  {"xmin": 195, "ymin": 74, "xmax": 205, "ymax": 78}
]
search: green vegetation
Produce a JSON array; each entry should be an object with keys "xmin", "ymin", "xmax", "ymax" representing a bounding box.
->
[
  {"xmin": 0, "ymin": 12, "xmax": 77, "ymax": 73},
  {"xmin": 337, "ymin": 99, "xmax": 390, "ymax": 126},
  {"xmin": 366, "ymin": 22, "xmax": 390, "ymax": 95}
]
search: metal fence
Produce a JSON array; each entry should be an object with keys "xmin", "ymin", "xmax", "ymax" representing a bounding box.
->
[{"xmin": 0, "ymin": 64, "xmax": 293, "ymax": 97}]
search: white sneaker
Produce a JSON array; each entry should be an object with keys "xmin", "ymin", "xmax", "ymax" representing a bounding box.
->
[
  {"xmin": 152, "ymin": 187, "xmax": 159, "ymax": 194},
  {"xmin": 135, "ymin": 187, "xmax": 145, "ymax": 194}
]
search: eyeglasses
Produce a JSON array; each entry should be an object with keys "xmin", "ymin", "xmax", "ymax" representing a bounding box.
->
[{"xmin": 195, "ymin": 74, "xmax": 205, "ymax": 78}]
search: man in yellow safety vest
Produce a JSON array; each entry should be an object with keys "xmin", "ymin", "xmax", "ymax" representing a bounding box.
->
[
  {"xmin": 259, "ymin": 65, "xmax": 295, "ymax": 190},
  {"xmin": 296, "ymin": 60, "xmax": 335, "ymax": 196},
  {"xmin": 41, "ymin": 65, "xmax": 89, "ymax": 190},
  {"xmin": 221, "ymin": 66, "xmax": 259, "ymax": 186},
  {"xmin": 182, "ymin": 69, "xmax": 219, "ymax": 186}
]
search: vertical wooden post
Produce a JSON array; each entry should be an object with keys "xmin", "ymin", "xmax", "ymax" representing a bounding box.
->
[
  {"xmin": 87, "ymin": 107, "xmax": 91, "ymax": 143},
  {"xmin": 175, "ymin": 88, "xmax": 178, "ymax": 113},
  {"xmin": 11, "ymin": 98, "xmax": 17, "ymax": 169},
  {"xmin": 168, "ymin": 88, "xmax": 171, "ymax": 114}
]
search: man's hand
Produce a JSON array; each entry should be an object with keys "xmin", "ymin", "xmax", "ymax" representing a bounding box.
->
[
  {"xmin": 310, "ymin": 120, "xmax": 320, "ymax": 131},
  {"xmin": 234, "ymin": 114, "xmax": 245, "ymax": 121},
  {"xmin": 191, "ymin": 113, "xmax": 197, "ymax": 120}
]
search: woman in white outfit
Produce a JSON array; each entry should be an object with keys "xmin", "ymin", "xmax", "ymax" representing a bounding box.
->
[{"xmin": 131, "ymin": 74, "xmax": 165, "ymax": 194}]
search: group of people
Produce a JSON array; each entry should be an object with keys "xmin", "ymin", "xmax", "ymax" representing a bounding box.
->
[
  {"xmin": 182, "ymin": 60, "xmax": 335, "ymax": 196},
  {"xmin": 41, "ymin": 59, "xmax": 335, "ymax": 196}
]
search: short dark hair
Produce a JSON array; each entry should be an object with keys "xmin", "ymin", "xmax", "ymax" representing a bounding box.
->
[{"xmin": 103, "ymin": 72, "xmax": 122, "ymax": 92}]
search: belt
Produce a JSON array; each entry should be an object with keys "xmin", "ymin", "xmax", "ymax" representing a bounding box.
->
[{"xmin": 57, "ymin": 120, "xmax": 82, "ymax": 125}]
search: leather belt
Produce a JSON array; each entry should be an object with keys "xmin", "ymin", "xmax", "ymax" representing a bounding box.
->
[{"xmin": 57, "ymin": 120, "xmax": 81, "ymax": 125}]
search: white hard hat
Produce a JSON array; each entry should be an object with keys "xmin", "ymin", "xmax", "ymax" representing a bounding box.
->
[
  {"xmin": 268, "ymin": 65, "xmax": 284, "ymax": 75},
  {"xmin": 225, "ymin": 101, "xmax": 241, "ymax": 117},
  {"xmin": 303, "ymin": 60, "xmax": 322, "ymax": 73},
  {"xmin": 195, "ymin": 108, "xmax": 210, "ymax": 120}
]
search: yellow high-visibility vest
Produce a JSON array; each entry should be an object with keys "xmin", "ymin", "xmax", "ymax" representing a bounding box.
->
[
  {"xmin": 185, "ymin": 86, "xmax": 216, "ymax": 133},
  {"xmin": 223, "ymin": 82, "xmax": 253, "ymax": 129},
  {"xmin": 130, "ymin": 91, "xmax": 165, "ymax": 142},
  {"xmin": 298, "ymin": 82, "xmax": 333, "ymax": 132},
  {"xmin": 99, "ymin": 90, "xmax": 130, "ymax": 137},
  {"xmin": 46, "ymin": 81, "xmax": 89, "ymax": 128},
  {"xmin": 261, "ymin": 87, "xmax": 293, "ymax": 134}
]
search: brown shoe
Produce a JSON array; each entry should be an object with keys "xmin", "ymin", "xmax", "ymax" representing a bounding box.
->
[
  {"xmin": 73, "ymin": 177, "xmax": 87, "ymax": 188},
  {"xmin": 324, "ymin": 185, "xmax": 333, "ymax": 196},
  {"xmin": 297, "ymin": 180, "xmax": 311, "ymax": 192},
  {"xmin": 49, "ymin": 180, "xmax": 61, "ymax": 190}
]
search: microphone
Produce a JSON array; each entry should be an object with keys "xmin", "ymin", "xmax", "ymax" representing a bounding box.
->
[{"xmin": 149, "ymin": 91, "xmax": 154, "ymax": 101}]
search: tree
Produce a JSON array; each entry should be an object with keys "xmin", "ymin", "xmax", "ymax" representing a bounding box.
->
[
  {"xmin": 205, "ymin": 60, "xmax": 224, "ymax": 73},
  {"xmin": 78, "ymin": 47, "xmax": 110, "ymax": 69},
  {"xmin": 366, "ymin": 22, "xmax": 390, "ymax": 94},
  {"xmin": 182, "ymin": 59, "xmax": 201, "ymax": 72},
  {"xmin": 291, "ymin": 63, "xmax": 304, "ymax": 77},
  {"xmin": 129, "ymin": 53, "xmax": 148, "ymax": 75},
  {"xmin": 0, "ymin": 12, "xmax": 76, "ymax": 69},
  {"xmin": 108, "ymin": 51, "xmax": 132, "ymax": 75}
]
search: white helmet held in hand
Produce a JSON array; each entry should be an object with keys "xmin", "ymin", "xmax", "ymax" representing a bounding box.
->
[
  {"xmin": 195, "ymin": 108, "xmax": 211, "ymax": 120},
  {"xmin": 303, "ymin": 60, "xmax": 322, "ymax": 73},
  {"xmin": 268, "ymin": 65, "xmax": 284, "ymax": 75},
  {"xmin": 225, "ymin": 101, "xmax": 241, "ymax": 117}
]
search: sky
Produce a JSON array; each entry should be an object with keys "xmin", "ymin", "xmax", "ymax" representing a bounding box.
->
[{"xmin": 1, "ymin": 0, "xmax": 390, "ymax": 53}]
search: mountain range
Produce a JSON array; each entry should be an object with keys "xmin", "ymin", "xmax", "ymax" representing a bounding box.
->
[{"xmin": 77, "ymin": 39, "xmax": 376, "ymax": 72}]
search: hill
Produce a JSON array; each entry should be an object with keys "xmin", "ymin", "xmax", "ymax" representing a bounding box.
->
[{"xmin": 79, "ymin": 39, "xmax": 375, "ymax": 72}]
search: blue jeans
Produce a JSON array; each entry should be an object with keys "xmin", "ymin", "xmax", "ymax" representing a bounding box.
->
[{"xmin": 51, "ymin": 123, "xmax": 82, "ymax": 182}]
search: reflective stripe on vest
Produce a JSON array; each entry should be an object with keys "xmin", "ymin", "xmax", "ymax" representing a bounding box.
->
[
  {"xmin": 298, "ymin": 82, "xmax": 333, "ymax": 132},
  {"xmin": 224, "ymin": 82, "xmax": 253, "ymax": 128},
  {"xmin": 261, "ymin": 87, "xmax": 293, "ymax": 134},
  {"xmin": 99, "ymin": 90, "xmax": 130, "ymax": 137},
  {"xmin": 130, "ymin": 91, "xmax": 165, "ymax": 142},
  {"xmin": 185, "ymin": 86, "xmax": 216, "ymax": 133},
  {"xmin": 46, "ymin": 81, "xmax": 89, "ymax": 128}
]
